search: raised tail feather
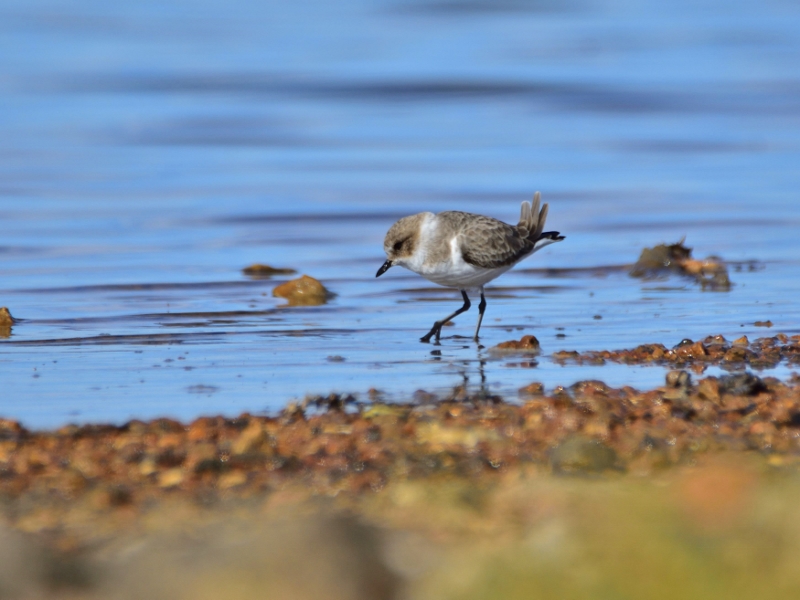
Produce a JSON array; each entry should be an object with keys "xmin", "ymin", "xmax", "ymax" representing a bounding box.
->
[
  {"xmin": 519, "ymin": 199, "xmax": 533, "ymax": 233},
  {"xmin": 518, "ymin": 191, "xmax": 555, "ymax": 242}
]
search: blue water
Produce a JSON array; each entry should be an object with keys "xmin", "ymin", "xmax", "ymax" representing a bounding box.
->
[{"xmin": 1, "ymin": 0, "xmax": 800, "ymax": 428}]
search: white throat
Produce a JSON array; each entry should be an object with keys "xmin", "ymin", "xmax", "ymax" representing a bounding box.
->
[{"xmin": 400, "ymin": 212, "xmax": 437, "ymax": 273}]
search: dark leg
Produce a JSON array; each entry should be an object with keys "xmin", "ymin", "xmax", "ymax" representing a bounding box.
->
[
  {"xmin": 473, "ymin": 288, "xmax": 487, "ymax": 341},
  {"xmin": 420, "ymin": 290, "xmax": 471, "ymax": 343}
]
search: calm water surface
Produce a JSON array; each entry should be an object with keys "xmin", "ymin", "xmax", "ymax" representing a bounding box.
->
[{"xmin": 1, "ymin": 0, "xmax": 800, "ymax": 428}]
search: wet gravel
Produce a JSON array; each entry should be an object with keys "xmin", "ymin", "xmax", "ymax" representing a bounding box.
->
[
  {"xmin": 553, "ymin": 333, "xmax": 800, "ymax": 371},
  {"xmin": 2, "ymin": 357, "xmax": 800, "ymax": 548}
]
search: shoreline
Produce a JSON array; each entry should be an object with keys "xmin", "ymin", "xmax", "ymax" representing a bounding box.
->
[
  {"xmin": 2, "ymin": 336, "xmax": 800, "ymax": 596},
  {"xmin": 3, "ymin": 363, "xmax": 799, "ymax": 527}
]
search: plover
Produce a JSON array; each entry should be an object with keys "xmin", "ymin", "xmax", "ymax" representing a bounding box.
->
[{"xmin": 376, "ymin": 192, "xmax": 564, "ymax": 343}]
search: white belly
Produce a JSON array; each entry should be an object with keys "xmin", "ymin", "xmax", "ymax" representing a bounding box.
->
[
  {"xmin": 417, "ymin": 260, "xmax": 506, "ymax": 288},
  {"xmin": 406, "ymin": 234, "xmax": 512, "ymax": 289}
]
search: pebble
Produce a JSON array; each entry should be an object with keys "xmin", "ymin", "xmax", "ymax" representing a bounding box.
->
[{"xmin": 273, "ymin": 275, "xmax": 330, "ymax": 306}]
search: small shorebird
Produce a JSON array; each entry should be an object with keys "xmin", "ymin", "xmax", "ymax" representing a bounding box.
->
[{"xmin": 376, "ymin": 192, "xmax": 564, "ymax": 343}]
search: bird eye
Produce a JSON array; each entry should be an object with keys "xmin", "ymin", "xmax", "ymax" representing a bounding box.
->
[{"xmin": 393, "ymin": 240, "xmax": 403, "ymax": 251}]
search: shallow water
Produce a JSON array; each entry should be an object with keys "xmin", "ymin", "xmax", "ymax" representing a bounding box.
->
[{"xmin": 1, "ymin": 0, "xmax": 800, "ymax": 428}]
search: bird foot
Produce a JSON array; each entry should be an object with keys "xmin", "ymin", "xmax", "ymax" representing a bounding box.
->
[{"xmin": 420, "ymin": 323, "xmax": 442, "ymax": 343}]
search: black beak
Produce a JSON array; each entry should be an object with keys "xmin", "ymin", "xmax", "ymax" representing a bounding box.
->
[{"xmin": 376, "ymin": 260, "xmax": 393, "ymax": 277}]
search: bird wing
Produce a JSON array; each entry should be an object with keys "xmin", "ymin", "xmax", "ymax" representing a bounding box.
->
[
  {"xmin": 457, "ymin": 214, "xmax": 535, "ymax": 269},
  {"xmin": 444, "ymin": 195, "xmax": 562, "ymax": 270}
]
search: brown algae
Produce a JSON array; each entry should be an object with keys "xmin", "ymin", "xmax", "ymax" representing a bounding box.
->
[
  {"xmin": 241, "ymin": 263, "xmax": 297, "ymax": 278},
  {"xmin": 630, "ymin": 239, "xmax": 731, "ymax": 290},
  {"xmin": 489, "ymin": 334, "xmax": 541, "ymax": 354}
]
